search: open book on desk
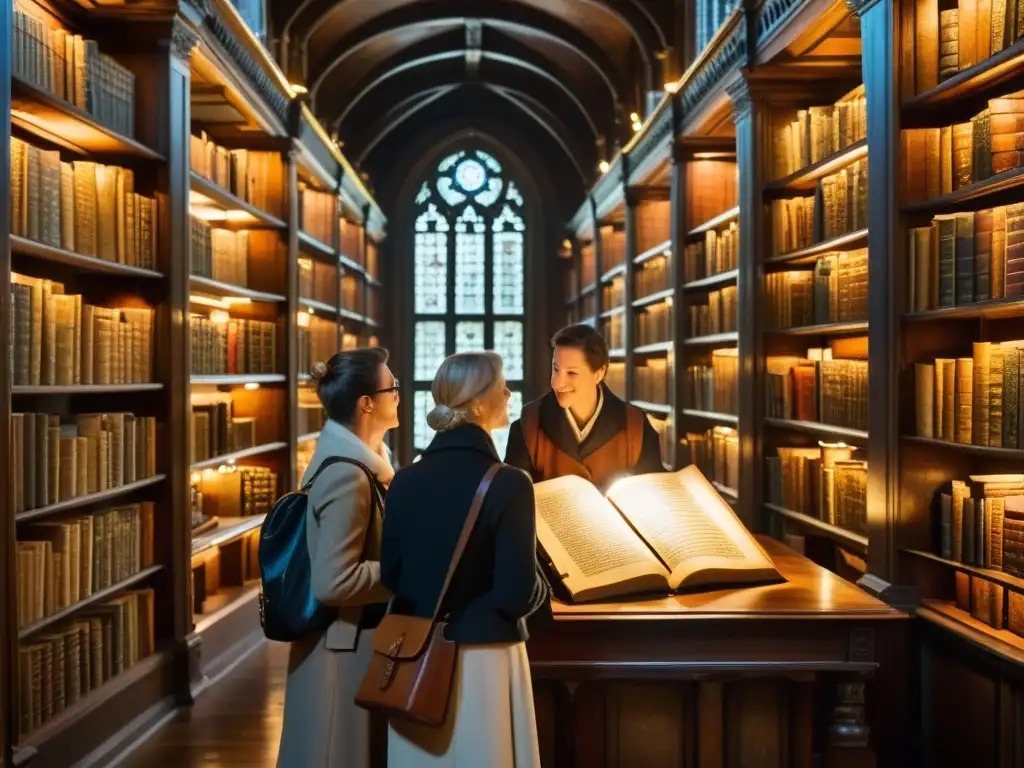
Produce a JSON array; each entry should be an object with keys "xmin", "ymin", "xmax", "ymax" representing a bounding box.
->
[{"xmin": 534, "ymin": 465, "xmax": 783, "ymax": 603}]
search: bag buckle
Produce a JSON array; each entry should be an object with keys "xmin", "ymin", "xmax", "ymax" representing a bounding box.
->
[{"xmin": 378, "ymin": 633, "xmax": 405, "ymax": 690}]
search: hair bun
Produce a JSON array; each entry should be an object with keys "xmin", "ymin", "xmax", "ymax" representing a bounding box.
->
[
  {"xmin": 426, "ymin": 404, "xmax": 463, "ymax": 431},
  {"xmin": 310, "ymin": 361, "xmax": 330, "ymax": 382}
]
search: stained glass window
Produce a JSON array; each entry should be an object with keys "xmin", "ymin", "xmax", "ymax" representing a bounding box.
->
[
  {"xmin": 412, "ymin": 146, "xmax": 528, "ymax": 457},
  {"xmin": 493, "ymin": 321, "xmax": 524, "ymax": 381},
  {"xmin": 455, "ymin": 206, "xmax": 486, "ymax": 314},
  {"xmin": 491, "ymin": 390, "xmax": 523, "ymax": 459},
  {"xmin": 455, "ymin": 321, "xmax": 485, "ymax": 353},
  {"xmin": 414, "ymin": 321, "xmax": 446, "ymax": 381},
  {"xmin": 413, "ymin": 391, "xmax": 436, "ymax": 450}
]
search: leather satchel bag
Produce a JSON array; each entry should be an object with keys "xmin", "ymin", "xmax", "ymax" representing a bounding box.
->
[{"xmin": 354, "ymin": 463, "xmax": 503, "ymax": 726}]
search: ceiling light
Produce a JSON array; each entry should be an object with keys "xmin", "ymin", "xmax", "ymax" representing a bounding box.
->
[
  {"xmin": 598, "ymin": 160, "xmax": 610, "ymax": 173},
  {"xmin": 629, "ymin": 112, "xmax": 640, "ymax": 123},
  {"xmin": 632, "ymin": 120, "xmax": 643, "ymax": 132}
]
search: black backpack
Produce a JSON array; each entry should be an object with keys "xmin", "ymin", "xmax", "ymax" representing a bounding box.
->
[{"xmin": 258, "ymin": 456, "xmax": 384, "ymax": 643}]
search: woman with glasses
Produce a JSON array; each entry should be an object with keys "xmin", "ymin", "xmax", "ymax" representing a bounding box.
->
[{"xmin": 277, "ymin": 347, "xmax": 400, "ymax": 768}]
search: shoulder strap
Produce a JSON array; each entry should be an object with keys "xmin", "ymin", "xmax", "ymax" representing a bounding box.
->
[
  {"xmin": 432, "ymin": 462, "xmax": 503, "ymax": 621},
  {"xmin": 521, "ymin": 403, "xmax": 542, "ymax": 470},
  {"xmin": 624, "ymin": 406, "xmax": 646, "ymax": 468},
  {"xmin": 302, "ymin": 456, "xmax": 377, "ymax": 494}
]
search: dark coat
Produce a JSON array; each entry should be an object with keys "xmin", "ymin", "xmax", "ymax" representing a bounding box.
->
[
  {"xmin": 503, "ymin": 385, "xmax": 666, "ymax": 492},
  {"xmin": 380, "ymin": 424, "xmax": 550, "ymax": 644}
]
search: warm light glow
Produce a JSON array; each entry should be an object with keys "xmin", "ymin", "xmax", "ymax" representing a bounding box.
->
[
  {"xmin": 244, "ymin": 382, "xmax": 260, "ymax": 391},
  {"xmin": 598, "ymin": 160, "xmax": 610, "ymax": 173},
  {"xmin": 290, "ymin": 83, "xmax": 308, "ymax": 95},
  {"xmin": 189, "ymin": 205, "xmax": 256, "ymax": 224},
  {"xmin": 223, "ymin": 297, "xmax": 251, "ymax": 306},
  {"xmin": 209, "ymin": 309, "xmax": 231, "ymax": 325},
  {"xmin": 190, "ymin": 294, "xmax": 230, "ymax": 310},
  {"xmin": 692, "ymin": 152, "xmax": 734, "ymax": 160},
  {"xmin": 562, "ymin": 238, "xmax": 572, "ymax": 250},
  {"xmin": 217, "ymin": 461, "xmax": 238, "ymax": 473},
  {"xmin": 662, "ymin": 249, "xmax": 671, "ymax": 257},
  {"xmin": 664, "ymin": 81, "xmax": 680, "ymax": 93},
  {"xmin": 297, "ymin": 310, "xmax": 312, "ymax": 328},
  {"xmin": 631, "ymin": 120, "xmax": 643, "ymax": 132},
  {"xmin": 604, "ymin": 474, "xmax": 635, "ymax": 498},
  {"xmin": 629, "ymin": 112, "xmax": 640, "ymax": 123},
  {"xmin": 190, "ymin": 472, "xmax": 201, "ymax": 484}
]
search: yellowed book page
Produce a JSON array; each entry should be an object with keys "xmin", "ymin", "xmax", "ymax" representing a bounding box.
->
[
  {"xmin": 606, "ymin": 466, "xmax": 780, "ymax": 591},
  {"xmin": 534, "ymin": 475, "xmax": 668, "ymax": 602}
]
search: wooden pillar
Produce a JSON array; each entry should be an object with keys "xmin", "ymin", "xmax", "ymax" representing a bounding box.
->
[
  {"xmin": 0, "ymin": 0, "xmax": 13, "ymax": 760},
  {"xmin": 850, "ymin": 0, "xmax": 908, "ymax": 603},
  {"xmin": 284, "ymin": 149, "xmax": 300, "ymax": 491},
  {"xmin": 667, "ymin": 127, "xmax": 686, "ymax": 471},
  {"xmin": 131, "ymin": 11, "xmax": 203, "ymax": 701},
  {"xmin": 728, "ymin": 75, "xmax": 770, "ymax": 531},
  {"xmin": 589, "ymin": 195, "xmax": 604, "ymax": 320},
  {"xmin": 622, "ymin": 167, "xmax": 638, "ymax": 402}
]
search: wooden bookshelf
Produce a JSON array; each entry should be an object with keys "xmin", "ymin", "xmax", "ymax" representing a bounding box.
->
[
  {"xmin": 563, "ymin": 0, "xmax": 1024, "ymax": 758},
  {"xmin": 0, "ymin": 0, "xmax": 387, "ymax": 763}
]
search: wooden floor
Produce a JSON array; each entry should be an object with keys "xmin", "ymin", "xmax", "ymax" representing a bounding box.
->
[{"xmin": 119, "ymin": 641, "xmax": 286, "ymax": 767}]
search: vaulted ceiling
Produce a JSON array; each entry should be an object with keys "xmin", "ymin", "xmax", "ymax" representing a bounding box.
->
[{"xmin": 271, "ymin": 0, "xmax": 676, "ymax": 202}]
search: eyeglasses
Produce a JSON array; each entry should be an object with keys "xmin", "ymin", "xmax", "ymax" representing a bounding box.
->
[{"xmin": 370, "ymin": 378, "xmax": 400, "ymax": 396}]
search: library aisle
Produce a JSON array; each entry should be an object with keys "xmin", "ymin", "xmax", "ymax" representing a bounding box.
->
[{"xmin": 118, "ymin": 642, "xmax": 283, "ymax": 768}]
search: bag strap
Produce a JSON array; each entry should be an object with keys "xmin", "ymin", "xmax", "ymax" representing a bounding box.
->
[
  {"xmin": 302, "ymin": 455, "xmax": 377, "ymax": 493},
  {"xmin": 432, "ymin": 462, "xmax": 503, "ymax": 622}
]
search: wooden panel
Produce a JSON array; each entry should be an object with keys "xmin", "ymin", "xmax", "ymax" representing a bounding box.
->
[
  {"xmin": 724, "ymin": 680, "xmax": 789, "ymax": 768},
  {"xmin": 606, "ymin": 682, "xmax": 691, "ymax": 767}
]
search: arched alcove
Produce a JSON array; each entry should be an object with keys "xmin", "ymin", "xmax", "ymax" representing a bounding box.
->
[{"xmin": 388, "ymin": 130, "xmax": 552, "ymax": 464}]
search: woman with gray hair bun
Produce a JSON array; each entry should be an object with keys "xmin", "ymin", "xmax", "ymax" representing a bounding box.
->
[{"xmin": 381, "ymin": 351, "xmax": 549, "ymax": 767}]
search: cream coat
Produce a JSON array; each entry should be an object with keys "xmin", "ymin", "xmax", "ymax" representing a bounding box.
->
[{"xmin": 276, "ymin": 420, "xmax": 393, "ymax": 768}]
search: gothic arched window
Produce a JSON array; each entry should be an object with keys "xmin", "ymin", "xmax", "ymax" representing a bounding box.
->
[{"xmin": 411, "ymin": 148, "xmax": 526, "ymax": 457}]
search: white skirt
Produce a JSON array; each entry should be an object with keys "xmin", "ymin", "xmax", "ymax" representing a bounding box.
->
[{"xmin": 387, "ymin": 641, "xmax": 541, "ymax": 768}]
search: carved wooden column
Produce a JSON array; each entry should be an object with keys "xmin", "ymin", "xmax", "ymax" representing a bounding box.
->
[
  {"xmin": 728, "ymin": 75, "xmax": 770, "ymax": 531},
  {"xmin": 284, "ymin": 146, "xmax": 300, "ymax": 491},
  {"xmin": 0, "ymin": 0, "xmax": 13, "ymax": 762},
  {"xmin": 124, "ymin": 9, "xmax": 203, "ymax": 700},
  {"xmin": 848, "ymin": 0, "xmax": 909, "ymax": 605},
  {"xmin": 667, "ymin": 104, "xmax": 686, "ymax": 471},
  {"xmin": 622, "ymin": 160, "xmax": 638, "ymax": 401}
]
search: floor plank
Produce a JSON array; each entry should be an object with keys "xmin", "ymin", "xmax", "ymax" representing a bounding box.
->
[{"xmin": 120, "ymin": 641, "xmax": 285, "ymax": 768}]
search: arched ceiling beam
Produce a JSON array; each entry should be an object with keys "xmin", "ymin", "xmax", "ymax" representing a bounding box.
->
[
  {"xmin": 355, "ymin": 85, "xmax": 458, "ymax": 163},
  {"xmin": 328, "ymin": 44, "xmax": 600, "ymax": 138},
  {"xmin": 332, "ymin": 57, "xmax": 594, "ymax": 169},
  {"xmin": 306, "ymin": 0, "xmax": 621, "ymax": 105},
  {"xmin": 350, "ymin": 82, "xmax": 587, "ymax": 185},
  {"xmin": 277, "ymin": 0, "xmax": 666, "ymax": 72}
]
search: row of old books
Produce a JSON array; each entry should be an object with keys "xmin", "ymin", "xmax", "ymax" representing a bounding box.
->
[
  {"xmin": 766, "ymin": 351, "xmax": 869, "ymax": 431},
  {"xmin": 636, "ymin": 303, "xmax": 672, "ymax": 346},
  {"xmin": 197, "ymin": 466, "xmax": 278, "ymax": 518},
  {"xmin": 634, "ymin": 358, "xmax": 669, "ymax": 404},
  {"xmin": 686, "ymin": 349, "xmax": 739, "ymax": 414},
  {"xmin": 10, "ymin": 411, "xmax": 157, "ymax": 515},
  {"xmin": 297, "ymin": 317, "xmax": 341, "ymax": 381},
  {"xmin": 769, "ymin": 158, "xmax": 869, "ymax": 256},
  {"xmin": 580, "ymin": 291, "xmax": 598, "ymax": 320},
  {"xmin": 297, "ymin": 401, "xmax": 325, "ymax": 436},
  {"xmin": 189, "ymin": 401, "xmax": 257, "ymax": 464},
  {"xmin": 605, "ymin": 362, "xmax": 626, "ymax": 399},
  {"xmin": 189, "ymin": 132, "xmax": 282, "ymax": 216},
  {"xmin": 189, "ymin": 314, "xmax": 277, "ymax": 376},
  {"xmin": 765, "ymin": 444, "xmax": 868, "ymax": 535},
  {"xmin": 600, "ymin": 228, "xmax": 627, "ymax": 272},
  {"xmin": 602, "ymin": 313, "xmax": 624, "ymax": 350},
  {"xmin": 298, "ymin": 257, "xmax": 339, "ymax": 308},
  {"xmin": 689, "ymin": 285, "xmax": 738, "ymax": 336},
  {"xmin": 17, "ymin": 502, "xmax": 154, "ymax": 628},
  {"xmin": 913, "ymin": 341, "xmax": 1024, "ymax": 447},
  {"xmin": 904, "ymin": 96, "xmax": 1024, "ymax": 204},
  {"xmin": 341, "ymin": 272, "xmax": 363, "ymax": 312},
  {"xmin": 12, "ymin": 4, "xmax": 135, "ymax": 137},
  {"xmin": 297, "ymin": 441, "xmax": 315, "ymax": 482},
  {"xmin": 684, "ymin": 221, "xmax": 738, "ymax": 283},
  {"xmin": 580, "ymin": 246, "xmax": 597, "ymax": 287},
  {"xmin": 18, "ymin": 587, "xmax": 155, "ymax": 738},
  {"xmin": 773, "ymin": 85, "xmax": 867, "ymax": 179},
  {"xmin": 908, "ymin": 0, "xmax": 1024, "ymax": 95},
  {"xmin": 683, "ymin": 426, "xmax": 739, "ymax": 492},
  {"xmin": 907, "ymin": 204, "xmax": 1024, "ymax": 311},
  {"xmin": 636, "ymin": 255, "xmax": 670, "ymax": 298},
  {"xmin": 955, "ymin": 570, "xmax": 1024, "ymax": 638},
  {"xmin": 10, "ymin": 274, "xmax": 154, "ymax": 386},
  {"xmin": 10, "ymin": 137, "xmax": 157, "ymax": 268},
  {"xmin": 765, "ymin": 249, "xmax": 869, "ymax": 328},
  {"xmin": 299, "ymin": 183, "xmax": 336, "ymax": 246},
  {"xmin": 189, "ymin": 217, "xmax": 249, "ymax": 286},
  {"xmin": 936, "ymin": 475, "xmax": 1024, "ymax": 572},
  {"xmin": 602, "ymin": 276, "xmax": 624, "ymax": 310}
]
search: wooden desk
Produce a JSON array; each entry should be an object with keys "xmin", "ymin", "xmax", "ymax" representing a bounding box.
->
[{"xmin": 527, "ymin": 536, "xmax": 909, "ymax": 768}]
